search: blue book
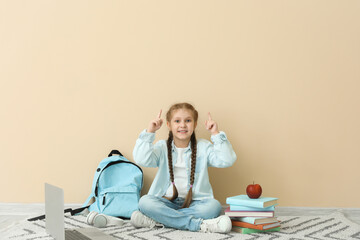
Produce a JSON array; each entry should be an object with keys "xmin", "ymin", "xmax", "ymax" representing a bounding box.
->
[
  {"xmin": 226, "ymin": 195, "xmax": 278, "ymax": 208},
  {"xmin": 230, "ymin": 204, "xmax": 276, "ymax": 211}
]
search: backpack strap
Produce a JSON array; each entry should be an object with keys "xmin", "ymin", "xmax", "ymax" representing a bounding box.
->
[
  {"xmin": 67, "ymin": 193, "xmax": 95, "ymax": 216},
  {"xmin": 69, "ymin": 206, "xmax": 89, "ymax": 216},
  {"xmin": 82, "ymin": 194, "xmax": 95, "ymax": 207},
  {"xmin": 27, "ymin": 208, "xmax": 72, "ymax": 221}
]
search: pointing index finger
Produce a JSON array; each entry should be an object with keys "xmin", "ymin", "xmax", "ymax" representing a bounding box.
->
[
  {"xmin": 208, "ymin": 112, "xmax": 212, "ymax": 120},
  {"xmin": 158, "ymin": 109, "xmax": 162, "ymax": 119}
]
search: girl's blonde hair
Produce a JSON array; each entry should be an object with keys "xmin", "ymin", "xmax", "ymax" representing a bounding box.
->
[{"xmin": 164, "ymin": 103, "xmax": 198, "ymax": 208}]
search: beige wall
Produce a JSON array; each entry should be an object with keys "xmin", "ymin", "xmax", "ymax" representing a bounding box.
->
[{"xmin": 1, "ymin": 0, "xmax": 359, "ymax": 207}]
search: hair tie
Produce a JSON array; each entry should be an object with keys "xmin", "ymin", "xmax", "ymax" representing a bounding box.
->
[
  {"xmin": 172, "ymin": 181, "xmax": 175, "ymax": 185},
  {"xmin": 189, "ymin": 184, "xmax": 193, "ymax": 188}
]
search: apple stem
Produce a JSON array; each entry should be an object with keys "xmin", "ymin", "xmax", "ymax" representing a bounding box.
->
[{"xmin": 253, "ymin": 180, "xmax": 254, "ymax": 185}]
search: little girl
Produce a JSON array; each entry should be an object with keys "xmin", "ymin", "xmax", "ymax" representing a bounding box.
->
[{"xmin": 131, "ymin": 102, "xmax": 237, "ymax": 233}]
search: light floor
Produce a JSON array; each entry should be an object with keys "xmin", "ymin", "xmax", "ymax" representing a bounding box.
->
[{"xmin": 1, "ymin": 203, "xmax": 360, "ymax": 232}]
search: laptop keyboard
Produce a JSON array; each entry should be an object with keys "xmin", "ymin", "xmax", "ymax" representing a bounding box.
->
[{"xmin": 65, "ymin": 230, "xmax": 92, "ymax": 240}]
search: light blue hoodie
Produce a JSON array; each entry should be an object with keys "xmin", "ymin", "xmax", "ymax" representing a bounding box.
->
[{"xmin": 133, "ymin": 129, "xmax": 237, "ymax": 200}]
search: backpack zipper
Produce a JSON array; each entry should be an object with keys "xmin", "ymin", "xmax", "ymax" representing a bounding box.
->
[{"xmin": 102, "ymin": 193, "xmax": 106, "ymax": 205}]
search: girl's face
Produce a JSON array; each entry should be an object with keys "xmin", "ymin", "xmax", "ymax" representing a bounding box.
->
[{"xmin": 167, "ymin": 108, "xmax": 197, "ymax": 146}]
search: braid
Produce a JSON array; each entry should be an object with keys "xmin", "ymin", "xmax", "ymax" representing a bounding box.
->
[
  {"xmin": 182, "ymin": 132, "xmax": 197, "ymax": 208},
  {"xmin": 163, "ymin": 131, "xmax": 178, "ymax": 201}
]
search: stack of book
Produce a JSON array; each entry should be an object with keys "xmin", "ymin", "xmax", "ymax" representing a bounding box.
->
[{"xmin": 225, "ymin": 195, "xmax": 280, "ymax": 234}]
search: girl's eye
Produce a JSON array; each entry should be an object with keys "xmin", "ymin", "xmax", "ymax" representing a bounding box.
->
[
  {"xmin": 175, "ymin": 120, "xmax": 180, "ymax": 123},
  {"xmin": 186, "ymin": 119, "xmax": 191, "ymax": 122}
]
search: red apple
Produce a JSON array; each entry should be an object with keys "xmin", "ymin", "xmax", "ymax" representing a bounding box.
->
[{"xmin": 246, "ymin": 182, "xmax": 262, "ymax": 199}]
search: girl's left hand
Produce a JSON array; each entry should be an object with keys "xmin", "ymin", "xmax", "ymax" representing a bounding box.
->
[{"xmin": 205, "ymin": 112, "xmax": 220, "ymax": 135}]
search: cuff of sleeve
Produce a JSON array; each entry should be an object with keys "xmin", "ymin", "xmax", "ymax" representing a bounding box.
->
[
  {"xmin": 139, "ymin": 129, "xmax": 156, "ymax": 143},
  {"xmin": 210, "ymin": 131, "xmax": 228, "ymax": 143}
]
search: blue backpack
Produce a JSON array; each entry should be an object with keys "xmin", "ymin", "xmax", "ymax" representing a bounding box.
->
[{"xmin": 82, "ymin": 150, "xmax": 143, "ymax": 218}]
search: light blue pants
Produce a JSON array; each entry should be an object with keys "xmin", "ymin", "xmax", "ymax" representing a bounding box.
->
[{"xmin": 138, "ymin": 194, "xmax": 222, "ymax": 231}]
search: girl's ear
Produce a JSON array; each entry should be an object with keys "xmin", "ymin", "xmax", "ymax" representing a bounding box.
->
[{"xmin": 167, "ymin": 121, "xmax": 171, "ymax": 130}]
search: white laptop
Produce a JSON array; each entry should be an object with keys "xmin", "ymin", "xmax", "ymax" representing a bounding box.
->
[{"xmin": 45, "ymin": 183, "xmax": 115, "ymax": 240}]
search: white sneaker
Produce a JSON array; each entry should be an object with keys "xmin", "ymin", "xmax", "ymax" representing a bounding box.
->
[
  {"xmin": 200, "ymin": 215, "xmax": 232, "ymax": 233},
  {"xmin": 130, "ymin": 211, "xmax": 157, "ymax": 228}
]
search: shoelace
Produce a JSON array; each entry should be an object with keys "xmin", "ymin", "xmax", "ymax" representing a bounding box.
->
[
  {"xmin": 142, "ymin": 215, "xmax": 165, "ymax": 229},
  {"xmin": 201, "ymin": 218, "xmax": 220, "ymax": 233},
  {"xmin": 132, "ymin": 211, "xmax": 165, "ymax": 229},
  {"xmin": 139, "ymin": 215, "xmax": 155, "ymax": 227}
]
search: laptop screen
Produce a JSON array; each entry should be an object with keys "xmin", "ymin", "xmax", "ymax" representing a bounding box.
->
[{"xmin": 45, "ymin": 183, "xmax": 65, "ymax": 240}]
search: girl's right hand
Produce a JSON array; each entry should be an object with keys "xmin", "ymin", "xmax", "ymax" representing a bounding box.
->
[{"xmin": 147, "ymin": 110, "xmax": 163, "ymax": 133}]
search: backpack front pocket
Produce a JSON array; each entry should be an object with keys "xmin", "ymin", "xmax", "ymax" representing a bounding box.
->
[{"xmin": 99, "ymin": 185, "xmax": 140, "ymax": 218}]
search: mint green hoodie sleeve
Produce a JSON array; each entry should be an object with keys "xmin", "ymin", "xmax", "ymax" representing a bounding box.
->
[{"xmin": 133, "ymin": 129, "xmax": 163, "ymax": 168}]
